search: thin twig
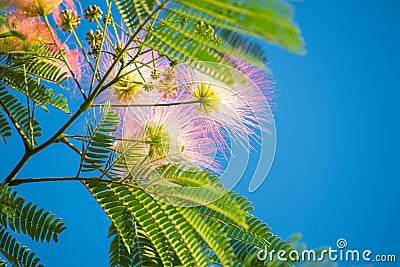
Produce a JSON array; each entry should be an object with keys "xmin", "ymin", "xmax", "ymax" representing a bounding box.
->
[
  {"xmin": 59, "ymin": 135, "xmax": 121, "ymax": 181},
  {"xmin": 4, "ymin": 153, "xmax": 33, "ymax": 182},
  {"xmin": 0, "ymin": 99, "xmax": 31, "ymax": 150},
  {"xmin": 90, "ymin": 2, "xmax": 114, "ymax": 94},
  {"xmin": 23, "ymin": 64, "xmax": 34, "ymax": 147},
  {"xmin": 91, "ymin": 100, "xmax": 200, "ymax": 108},
  {"xmin": 8, "ymin": 176, "xmax": 142, "ymax": 191},
  {"xmin": 57, "ymin": 136, "xmax": 82, "ymax": 155},
  {"xmin": 92, "ymin": 0, "xmax": 169, "ymax": 99},
  {"xmin": 43, "ymin": 15, "xmax": 87, "ymax": 100},
  {"xmin": 70, "ymin": 26, "xmax": 95, "ymax": 72}
]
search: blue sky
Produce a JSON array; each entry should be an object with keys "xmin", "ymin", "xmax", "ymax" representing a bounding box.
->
[
  {"xmin": 245, "ymin": 0, "xmax": 400, "ymax": 264},
  {"xmin": 1, "ymin": 0, "xmax": 399, "ymax": 266}
]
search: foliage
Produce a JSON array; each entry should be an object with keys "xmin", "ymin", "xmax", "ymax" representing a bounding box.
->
[
  {"xmin": 0, "ymin": 184, "xmax": 66, "ymax": 266},
  {"xmin": 0, "ymin": 0, "xmax": 305, "ymax": 266},
  {"xmin": 84, "ymin": 164, "xmax": 297, "ymax": 266}
]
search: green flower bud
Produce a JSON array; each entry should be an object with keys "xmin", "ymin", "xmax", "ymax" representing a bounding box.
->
[
  {"xmin": 60, "ymin": 9, "xmax": 81, "ymax": 32},
  {"xmin": 84, "ymin": 5, "xmax": 103, "ymax": 22}
]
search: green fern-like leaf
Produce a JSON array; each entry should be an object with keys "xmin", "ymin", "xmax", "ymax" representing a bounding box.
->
[
  {"xmin": 108, "ymin": 222, "xmax": 161, "ymax": 267},
  {"xmin": 0, "ymin": 185, "xmax": 67, "ymax": 243},
  {"xmin": 108, "ymin": 223, "xmax": 135, "ymax": 267},
  {"xmin": 0, "ymin": 67, "xmax": 70, "ymax": 114},
  {"xmin": 10, "ymin": 45, "xmax": 68, "ymax": 85},
  {"xmin": 170, "ymin": 0, "xmax": 304, "ymax": 53},
  {"xmin": 87, "ymin": 180, "xmax": 212, "ymax": 266},
  {"xmin": 0, "ymin": 86, "xmax": 41, "ymax": 142},
  {"xmin": 0, "ymin": 110, "xmax": 11, "ymax": 145},
  {"xmin": 84, "ymin": 165, "xmax": 251, "ymax": 266},
  {"xmin": 0, "ymin": 226, "xmax": 44, "ymax": 267},
  {"xmin": 85, "ymin": 162, "xmax": 294, "ymax": 266},
  {"xmin": 80, "ymin": 104, "xmax": 120, "ymax": 173},
  {"xmin": 146, "ymin": 164, "xmax": 248, "ymax": 226},
  {"xmin": 114, "ymin": 0, "xmax": 155, "ymax": 29},
  {"xmin": 85, "ymin": 181, "xmax": 176, "ymax": 266},
  {"xmin": 115, "ymin": 0, "xmax": 304, "ymax": 62}
]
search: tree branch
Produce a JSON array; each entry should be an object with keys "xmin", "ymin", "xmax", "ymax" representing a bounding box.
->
[
  {"xmin": 4, "ymin": 101, "xmax": 89, "ymax": 186},
  {"xmin": 43, "ymin": 15, "xmax": 87, "ymax": 101},
  {"xmin": 4, "ymin": 2, "xmax": 168, "ymax": 183},
  {"xmin": 0, "ymin": 99, "xmax": 32, "ymax": 150},
  {"xmin": 59, "ymin": 135, "xmax": 123, "ymax": 181},
  {"xmin": 4, "ymin": 153, "xmax": 33, "ymax": 183},
  {"xmin": 57, "ymin": 135, "xmax": 82, "ymax": 155},
  {"xmin": 8, "ymin": 176, "xmax": 142, "ymax": 191},
  {"xmin": 91, "ymin": 100, "xmax": 200, "ymax": 108}
]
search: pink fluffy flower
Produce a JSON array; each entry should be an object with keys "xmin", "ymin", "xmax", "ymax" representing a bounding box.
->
[
  {"xmin": 1, "ymin": 0, "xmax": 83, "ymax": 81},
  {"xmin": 174, "ymin": 62, "xmax": 274, "ymax": 150},
  {"xmin": 222, "ymin": 55, "xmax": 277, "ymax": 111},
  {"xmin": 118, "ymin": 59, "xmax": 275, "ymax": 176},
  {"xmin": 0, "ymin": 4, "xmax": 83, "ymax": 81},
  {"xmin": 60, "ymin": 45, "xmax": 84, "ymax": 81},
  {"xmin": 8, "ymin": 0, "xmax": 63, "ymax": 17},
  {"xmin": 120, "ymin": 91, "xmax": 228, "ymax": 175},
  {"xmin": 3, "ymin": 15, "xmax": 54, "ymax": 50}
]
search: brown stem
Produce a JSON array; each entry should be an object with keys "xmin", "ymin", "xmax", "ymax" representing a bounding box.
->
[
  {"xmin": 4, "ymin": 153, "xmax": 33, "ymax": 183},
  {"xmin": 91, "ymin": 100, "xmax": 200, "ymax": 108},
  {"xmin": 8, "ymin": 176, "xmax": 142, "ymax": 191},
  {"xmin": 4, "ymin": 104, "xmax": 87, "ymax": 184},
  {"xmin": 58, "ymin": 136, "xmax": 82, "ymax": 155}
]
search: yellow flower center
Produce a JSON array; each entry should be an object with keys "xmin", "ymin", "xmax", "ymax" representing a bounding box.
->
[
  {"xmin": 192, "ymin": 83, "xmax": 221, "ymax": 115},
  {"xmin": 34, "ymin": 0, "xmax": 63, "ymax": 16},
  {"xmin": 144, "ymin": 124, "xmax": 171, "ymax": 159},
  {"xmin": 113, "ymin": 73, "xmax": 142, "ymax": 102}
]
